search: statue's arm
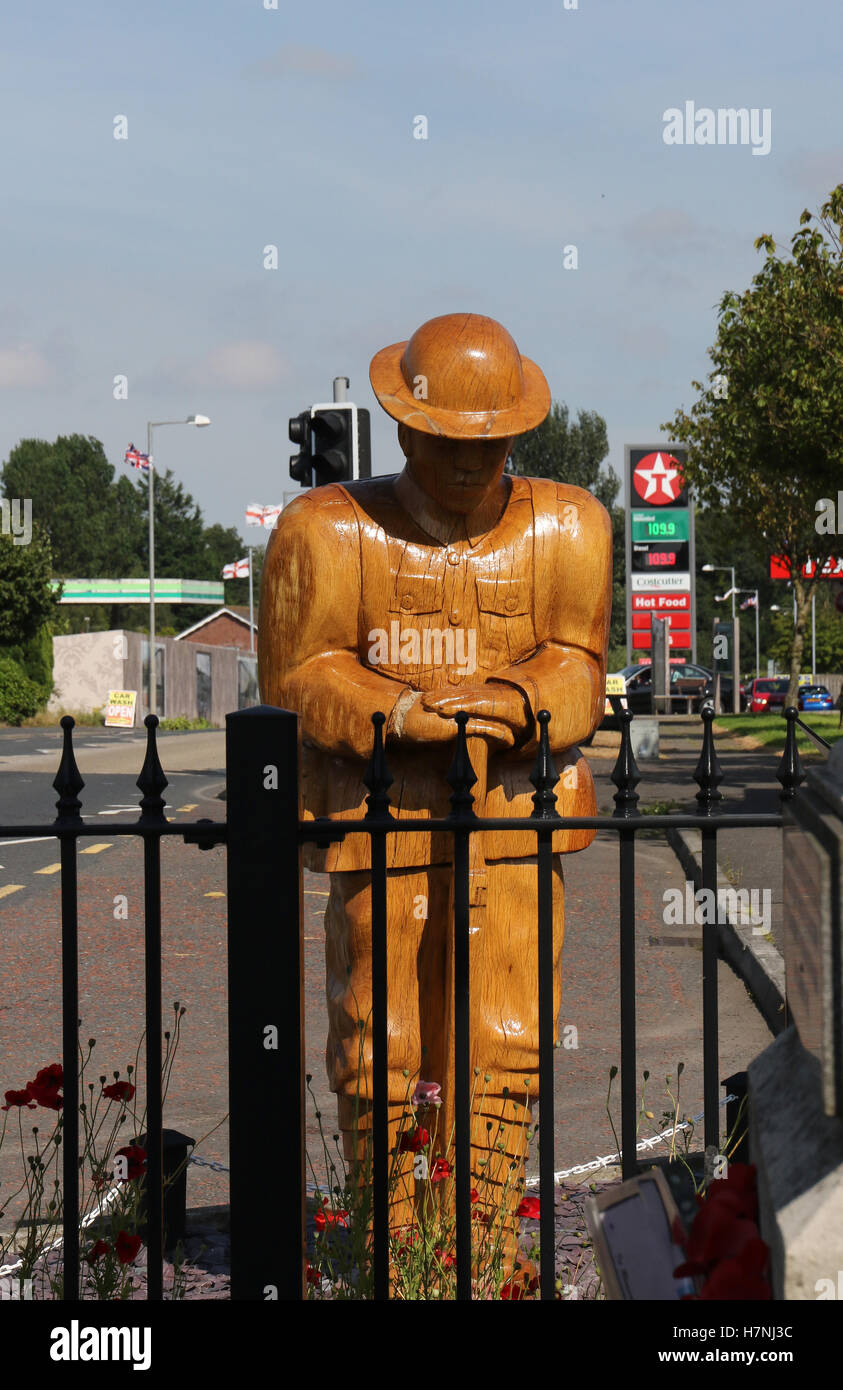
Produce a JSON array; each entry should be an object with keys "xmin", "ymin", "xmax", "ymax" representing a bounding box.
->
[
  {"xmin": 257, "ymin": 494, "xmax": 410, "ymax": 759},
  {"xmin": 489, "ymin": 490, "xmax": 612, "ymax": 752}
]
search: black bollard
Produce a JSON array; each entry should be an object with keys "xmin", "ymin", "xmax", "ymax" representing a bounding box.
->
[{"xmin": 134, "ymin": 1128, "xmax": 196, "ymax": 1249}]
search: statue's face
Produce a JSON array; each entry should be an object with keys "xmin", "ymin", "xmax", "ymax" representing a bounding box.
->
[{"xmin": 398, "ymin": 424, "xmax": 514, "ymax": 516}]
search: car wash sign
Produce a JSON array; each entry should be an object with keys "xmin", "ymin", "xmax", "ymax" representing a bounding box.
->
[{"xmin": 625, "ymin": 445, "xmax": 695, "ymax": 663}]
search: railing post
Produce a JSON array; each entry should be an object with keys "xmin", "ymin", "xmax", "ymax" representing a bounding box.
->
[
  {"xmin": 612, "ymin": 710, "xmax": 641, "ymax": 1180},
  {"xmin": 226, "ymin": 706, "xmax": 304, "ymax": 1300}
]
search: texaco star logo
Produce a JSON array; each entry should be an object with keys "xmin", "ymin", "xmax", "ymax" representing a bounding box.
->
[{"xmin": 632, "ymin": 452, "xmax": 684, "ymax": 504}]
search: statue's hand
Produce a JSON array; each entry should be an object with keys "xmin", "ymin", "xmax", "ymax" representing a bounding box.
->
[
  {"xmin": 421, "ymin": 682, "xmax": 530, "ymax": 734},
  {"xmin": 396, "ymin": 699, "xmax": 463, "ymax": 744}
]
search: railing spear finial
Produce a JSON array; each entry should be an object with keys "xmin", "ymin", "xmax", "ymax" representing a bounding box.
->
[
  {"xmin": 611, "ymin": 709, "xmax": 641, "ymax": 818},
  {"xmin": 446, "ymin": 711, "xmax": 478, "ymax": 820},
  {"xmin": 53, "ymin": 715, "xmax": 85, "ymax": 823},
  {"xmin": 530, "ymin": 710, "xmax": 559, "ymax": 819},
  {"xmin": 693, "ymin": 706, "xmax": 724, "ymax": 814},
  {"xmin": 363, "ymin": 711, "xmax": 394, "ymax": 820},
  {"xmin": 137, "ymin": 714, "xmax": 168, "ymax": 822},
  {"xmin": 777, "ymin": 706, "xmax": 806, "ymax": 801}
]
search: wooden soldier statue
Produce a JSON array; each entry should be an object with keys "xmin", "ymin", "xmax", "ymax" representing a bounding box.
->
[{"xmin": 259, "ymin": 313, "xmax": 612, "ymax": 1265}]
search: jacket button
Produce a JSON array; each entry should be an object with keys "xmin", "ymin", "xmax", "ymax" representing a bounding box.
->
[
  {"xmin": 505, "ymin": 597, "xmax": 518, "ymax": 611},
  {"xmin": 401, "ymin": 594, "xmax": 413, "ymax": 608},
  {"xmin": 447, "ymin": 552, "xmax": 460, "ymax": 565},
  {"xmin": 449, "ymin": 610, "xmax": 460, "ymax": 624}
]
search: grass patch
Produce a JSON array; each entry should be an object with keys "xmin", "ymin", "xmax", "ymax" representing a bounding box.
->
[
  {"xmin": 157, "ymin": 716, "xmax": 214, "ymax": 731},
  {"xmin": 712, "ymin": 712, "xmax": 842, "ymax": 752},
  {"xmin": 20, "ymin": 707, "xmax": 105, "ymax": 727}
]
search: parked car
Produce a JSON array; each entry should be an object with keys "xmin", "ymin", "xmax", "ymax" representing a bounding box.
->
[
  {"xmin": 748, "ymin": 677, "xmax": 790, "ymax": 714},
  {"xmin": 610, "ymin": 663, "xmax": 747, "ymax": 715},
  {"xmin": 797, "ymin": 684, "xmax": 835, "ymax": 713}
]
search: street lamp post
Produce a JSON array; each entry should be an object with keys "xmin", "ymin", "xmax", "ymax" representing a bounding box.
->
[
  {"xmin": 702, "ymin": 563, "xmax": 736, "ymax": 619},
  {"xmin": 145, "ymin": 415, "xmax": 211, "ymax": 716}
]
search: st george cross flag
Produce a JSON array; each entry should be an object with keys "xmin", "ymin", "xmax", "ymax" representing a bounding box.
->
[
  {"xmin": 222, "ymin": 557, "xmax": 251, "ymax": 580},
  {"xmin": 740, "ymin": 595, "xmax": 757, "ymax": 610},
  {"xmin": 124, "ymin": 443, "xmax": 150, "ymax": 471},
  {"xmin": 246, "ymin": 502, "xmax": 283, "ymax": 529}
]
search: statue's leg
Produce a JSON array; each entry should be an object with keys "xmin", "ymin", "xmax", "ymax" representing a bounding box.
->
[
  {"xmin": 324, "ymin": 867, "xmax": 427, "ymax": 1237},
  {"xmin": 468, "ymin": 853, "xmax": 566, "ymax": 1284}
]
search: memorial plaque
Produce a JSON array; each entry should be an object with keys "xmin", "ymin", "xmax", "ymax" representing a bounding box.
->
[{"xmin": 783, "ymin": 772, "xmax": 843, "ymax": 1116}]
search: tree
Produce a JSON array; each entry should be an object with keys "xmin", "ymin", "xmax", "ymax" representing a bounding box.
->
[
  {"xmin": 0, "ymin": 529, "xmax": 61, "ymax": 645},
  {"xmin": 508, "ymin": 402, "xmax": 625, "ymax": 660},
  {"xmin": 664, "ymin": 185, "xmax": 843, "ymax": 704},
  {"xmin": 1, "ymin": 435, "xmax": 143, "ymax": 577},
  {"xmin": 769, "ymin": 590, "xmax": 843, "ymax": 673}
]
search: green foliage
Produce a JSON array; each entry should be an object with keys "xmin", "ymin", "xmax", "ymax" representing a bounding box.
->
[
  {"xmin": 508, "ymin": 402, "xmax": 624, "ymax": 652},
  {"xmin": 157, "ymin": 716, "xmax": 213, "ymax": 731},
  {"xmin": 6, "ymin": 625, "xmax": 55, "ymax": 702},
  {"xmin": 664, "ymin": 185, "xmax": 843, "ymax": 698},
  {"xmin": 1, "ymin": 434, "xmax": 259, "ymax": 637},
  {"xmin": 0, "ymin": 653, "xmax": 43, "ymax": 724},
  {"xmin": 768, "ymin": 591, "xmax": 843, "ymax": 670},
  {"xmin": 0, "ymin": 531, "xmax": 61, "ymax": 645}
]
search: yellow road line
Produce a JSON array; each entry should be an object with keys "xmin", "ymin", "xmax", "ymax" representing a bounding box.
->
[
  {"xmin": 178, "ymin": 804, "xmax": 198, "ymax": 812},
  {"xmin": 0, "ymin": 885, "xmax": 25, "ymax": 899},
  {"xmin": 35, "ymin": 863, "xmax": 62, "ymax": 875},
  {"xmin": 204, "ymin": 891, "xmax": 225, "ymax": 898},
  {"xmin": 305, "ymin": 890, "xmax": 330, "ymax": 897},
  {"xmin": 80, "ymin": 844, "xmax": 112, "ymax": 855}
]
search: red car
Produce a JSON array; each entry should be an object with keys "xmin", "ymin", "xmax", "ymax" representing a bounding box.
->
[{"xmin": 748, "ymin": 677, "xmax": 789, "ymax": 714}]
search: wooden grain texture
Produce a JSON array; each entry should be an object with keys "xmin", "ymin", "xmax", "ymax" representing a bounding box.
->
[{"xmin": 259, "ymin": 314, "xmax": 612, "ymax": 1269}]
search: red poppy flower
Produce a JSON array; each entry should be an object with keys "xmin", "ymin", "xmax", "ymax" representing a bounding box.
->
[
  {"xmin": 500, "ymin": 1272, "xmax": 539, "ymax": 1299},
  {"xmin": 473, "ymin": 1211, "xmax": 492, "ymax": 1226},
  {"xmin": 698, "ymin": 1240, "xmax": 771, "ymax": 1300},
  {"xmin": 314, "ymin": 1199, "xmax": 349, "ymax": 1231},
  {"xmin": 115, "ymin": 1145, "xmax": 147, "ymax": 1182},
  {"xmin": 115, "ymin": 1231, "xmax": 142, "ymax": 1265},
  {"xmin": 516, "ymin": 1195, "xmax": 541, "ymax": 1220},
  {"xmin": 102, "ymin": 1081, "xmax": 136, "ymax": 1103},
  {"xmin": 2, "ymin": 1089, "xmax": 36, "ymax": 1111},
  {"xmin": 87, "ymin": 1239, "xmax": 112, "ymax": 1264},
  {"xmin": 470, "ymin": 1188, "xmax": 479, "ymax": 1204},
  {"xmin": 26, "ymin": 1064, "xmax": 63, "ymax": 1110},
  {"xmin": 705, "ymin": 1164, "xmax": 759, "ymax": 1222},
  {"xmin": 398, "ymin": 1126, "xmax": 429, "ymax": 1154},
  {"xmin": 676, "ymin": 1201, "xmax": 760, "ymax": 1275},
  {"xmin": 305, "ymin": 1263, "xmax": 322, "ymax": 1286},
  {"xmin": 434, "ymin": 1246, "xmax": 456, "ymax": 1269},
  {"xmin": 430, "ymin": 1159, "xmax": 452, "ymax": 1183}
]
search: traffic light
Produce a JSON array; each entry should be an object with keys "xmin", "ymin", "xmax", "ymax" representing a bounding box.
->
[
  {"xmin": 288, "ymin": 411, "xmax": 313, "ymax": 486},
  {"xmin": 288, "ymin": 403, "xmax": 371, "ymax": 488}
]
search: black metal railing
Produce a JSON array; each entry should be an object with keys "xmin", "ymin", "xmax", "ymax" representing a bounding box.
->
[{"xmin": 0, "ymin": 704, "xmax": 809, "ymax": 1302}]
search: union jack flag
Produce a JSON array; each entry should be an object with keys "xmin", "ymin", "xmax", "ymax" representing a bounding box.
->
[
  {"xmin": 740, "ymin": 595, "xmax": 757, "ymax": 610},
  {"xmin": 222, "ymin": 556, "xmax": 251, "ymax": 580},
  {"xmin": 124, "ymin": 443, "xmax": 150, "ymax": 471}
]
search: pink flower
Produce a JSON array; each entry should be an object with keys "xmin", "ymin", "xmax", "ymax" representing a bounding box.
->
[{"xmin": 411, "ymin": 1080, "xmax": 442, "ymax": 1108}]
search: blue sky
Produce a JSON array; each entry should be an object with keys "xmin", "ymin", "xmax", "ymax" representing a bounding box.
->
[{"xmin": 1, "ymin": 0, "xmax": 840, "ymax": 555}]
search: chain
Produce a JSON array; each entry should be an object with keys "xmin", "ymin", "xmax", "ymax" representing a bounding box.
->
[{"xmin": 189, "ymin": 1154, "xmax": 230, "ymax": 1174}]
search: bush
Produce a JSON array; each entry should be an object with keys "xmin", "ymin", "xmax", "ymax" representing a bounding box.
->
[
  {"xmin": 0, "ymin": 653, "xmax": 44, "ymax": 725},
  {"xmin": 157, "ymin": 716, "xmax": 213, "ymax": 731}
]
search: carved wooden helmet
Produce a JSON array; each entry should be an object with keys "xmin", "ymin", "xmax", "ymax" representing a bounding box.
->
[{"xmin": 369, "ymin": 312, "xmax": 551, "ymax": 439}]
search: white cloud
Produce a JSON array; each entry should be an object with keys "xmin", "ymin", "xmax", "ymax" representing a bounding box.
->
[
  {"xmin": 0, "ymin": 342, "xmax": 52, "ymax": 389},
  {"xmin": 242, "ymin": 44, "xmax": 357, "ymax": 80},
  {"xmin": 195, "ymin": 340, "xmax": 289, "ymax": 391}
]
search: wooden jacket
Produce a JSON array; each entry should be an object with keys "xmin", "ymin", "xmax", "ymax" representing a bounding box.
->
[{"xmin": 258, "ymin": 473, "xmax": 612, "ymax": 871}]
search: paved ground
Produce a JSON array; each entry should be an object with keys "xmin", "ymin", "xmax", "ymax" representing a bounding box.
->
[{"xmin": 0, "ymin": 718, "xmax": 781, "ymax": 1245}]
